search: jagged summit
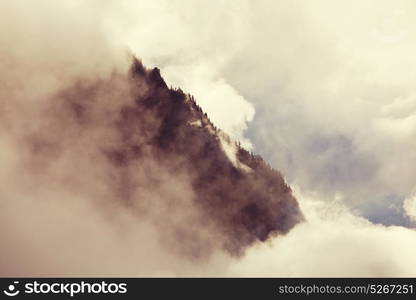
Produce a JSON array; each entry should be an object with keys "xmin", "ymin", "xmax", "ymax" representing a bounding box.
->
[
  {"xmin": 25, "ymin": 57, "xmax": 303, "ymax": 259},
  {"xmin": 118, "ymin": 58, "xmax": 304, "ymax": 255}
]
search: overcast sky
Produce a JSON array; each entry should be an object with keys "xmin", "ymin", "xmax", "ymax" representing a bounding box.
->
[
  {"xmin": 105, "ymin": 0, "xmax": 416, "ymax": 226},
  {"xmin": 2, "ymin": 0, "xmax": 416, "ymax": 276},
  {"xmin": 111, "ymin": 0, "xmax": 416, "ymax": 275}
]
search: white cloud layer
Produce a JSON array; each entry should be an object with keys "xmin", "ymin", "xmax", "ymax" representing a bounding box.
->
[{"xmin": 228, "ymin": 188, "xmax": 416, "ymax": 277}]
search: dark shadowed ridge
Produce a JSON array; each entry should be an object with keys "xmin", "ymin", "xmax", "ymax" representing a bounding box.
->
[
  {"xmin": 121, "ymin": 58, "xmax": 304, "ymax": 256},
  {"xmin": 25, "ymin": 56, "xmax": 303, "ymax": 260}
]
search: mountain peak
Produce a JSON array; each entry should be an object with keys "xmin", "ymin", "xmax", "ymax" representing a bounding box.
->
[
  {"xmin": 119, "ymin": 57, "xmax": 304, "ymax": 256},
  {"xmin": 23, "ymin": 56, "xmax": 303, "ymax": 259}
]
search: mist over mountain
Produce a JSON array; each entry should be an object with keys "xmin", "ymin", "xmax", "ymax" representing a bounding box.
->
[
  {"xmin": 121, "ymin": 58, "xmax": 303, "ymax": 256},
  {"xmin": 0, "ymin": 56, "xmax": 302, "ymax": 274},
  {"xmin": 49, "ymin": 57, "xmax": 302, "ymax": 256}
]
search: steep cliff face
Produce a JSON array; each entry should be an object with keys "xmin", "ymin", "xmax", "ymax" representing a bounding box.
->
[{"xmin": 22, "ymin": 57, "xmax": 303, "ymax": 259}]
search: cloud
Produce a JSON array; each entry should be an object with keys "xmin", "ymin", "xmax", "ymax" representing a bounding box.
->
[
  {"xmin": 210, "ymin": 0, "xmax": 416, "ymax": 221},
  {"xmin": 228, "ymin": 188, "xmax": 416, "ymax": 277},
  {"xmin": 404, "ymin": 190, "xmax": 416, "ymax": 223}
]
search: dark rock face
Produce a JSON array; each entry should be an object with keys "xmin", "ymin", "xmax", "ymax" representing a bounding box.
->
[{"xmin": 25, "ymin": 57, "xmax": 303, "ymax": 259}]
